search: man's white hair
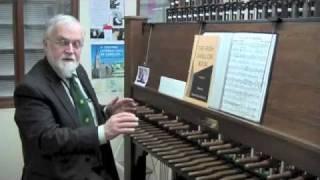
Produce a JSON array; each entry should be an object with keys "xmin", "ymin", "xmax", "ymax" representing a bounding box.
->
[{"xmin": 44, "ymin": 14, "xmax": 84, "ymax": 40}]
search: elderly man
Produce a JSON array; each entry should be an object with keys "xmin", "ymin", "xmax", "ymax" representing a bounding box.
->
[{"xmin": 14, "ymin": 14, "xmax": 138, "ymax": 180}]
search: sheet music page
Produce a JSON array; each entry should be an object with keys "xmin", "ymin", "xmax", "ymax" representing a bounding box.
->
[
  {"xmin": 220, "ymin": 33, "xmax": 277, "ymax": 122},
  {"xmin": 204, "ymin": 32, "xmax": 234, "ymax": 110}
]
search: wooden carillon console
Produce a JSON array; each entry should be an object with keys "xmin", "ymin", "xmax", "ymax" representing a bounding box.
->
[{"xmin": 123, "ymin": 16, "xmax": 320, "ymax": 180}]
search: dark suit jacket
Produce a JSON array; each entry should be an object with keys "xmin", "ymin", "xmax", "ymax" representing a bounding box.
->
[{"xmin": 14, "ymin": 58, "xmax": 119, "ymax": 180}]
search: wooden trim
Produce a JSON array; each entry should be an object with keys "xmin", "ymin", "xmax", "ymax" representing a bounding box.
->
[
  {"xmin": 0, "ymin": 49, "xmax": 14, "ymax": 53},
  {"xmin": 71, "ymin": 0, "xmax": 79, "ymax": 19},
  {"xmin": 0, "ymin": 0, "xmax": 23, "ymax": 109},
  {"xmin": 0, "ymin": 76, "xmax": 15, "ymax": 80},
  {"xmin": 14, "ymin": 0, "xmax": 25, "ymax": 83},
  {"xmin": 124, "ymin": 16, "xmax": 148, "ymax": 97},
  {"xmin": 0, "ymin": 97, "xmax": 14, "ymax": 108},
  {"xmin": 124, "ymin": 17, "xmax": 149, "ymax": 180}
]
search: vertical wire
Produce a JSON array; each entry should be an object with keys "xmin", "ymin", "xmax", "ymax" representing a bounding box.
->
[
  {"xmin": 144, "ymin": 25, "xmax": 153, "ymax": 66},
  {"xmin": 198, "ymin": 22, "xmax": 203, "ymax": 35}
]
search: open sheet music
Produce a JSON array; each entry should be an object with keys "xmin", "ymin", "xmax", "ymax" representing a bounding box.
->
[{"xmin": 205, "ymin": 32, "xmax": 277, "ymax": 123}]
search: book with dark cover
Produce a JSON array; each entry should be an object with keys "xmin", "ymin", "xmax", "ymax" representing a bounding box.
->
[{"xmin": 190, "ymin": 66, "xmax": 212, "ymax": 101}]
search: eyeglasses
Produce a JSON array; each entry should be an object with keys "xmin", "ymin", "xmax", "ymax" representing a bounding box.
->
[{"xmin": 48, "ymin": 38, "xmax": 83, "ymax": 50}]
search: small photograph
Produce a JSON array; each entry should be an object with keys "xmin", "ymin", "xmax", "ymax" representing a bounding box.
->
[
  {"xmin": 90, "ymin": 28, "xmax": 104, "ymax": 39},
  {"xmin": 112, "ymin": 11, "xmax": 123, "ymax": 26},
  {"xmin": 134, "ymin": 66, "xmax": 150, "ymax": 87},
  {"xmin": 110, "ymin": 0, "xmax": 120, "ymax": 9},
  {"xmin": 112, "ymin": 28, "xmax": 124, "ymax": 41}
]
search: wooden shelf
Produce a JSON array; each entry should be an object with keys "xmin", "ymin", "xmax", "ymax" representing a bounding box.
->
[
  {"xmin": 24, "ymin": 24, "xmax": 46, "ymax": 29},
  {"xmin": 0, "ymin": 97, "xmax": 13, "ymax": 108},
  {"xmin": 0, "ymin": 24, "xmax": 13, "ymax": 28},
  {"xmin": 0, "ymin": 76, "xmax": 14, "ymax": 80},
  {"xmin": 25, "ymin": 48, "xmax": 43, "ymax": 52},
  {"xmin": 0, "ymin": 49, "xmax": 14, "ymax": 53},
  {"xmin": 0, "ymin": 0, "xmax": 14, "ymax": 3}
]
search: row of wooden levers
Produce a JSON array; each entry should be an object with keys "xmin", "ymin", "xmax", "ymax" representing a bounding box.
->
[
  {"xmin": 166, "ymin": 0, "xmax": 320, "ymax": 23},
  {"xmin": 130, "ymin": 105, "xmax": 319, "ymax": 180}
]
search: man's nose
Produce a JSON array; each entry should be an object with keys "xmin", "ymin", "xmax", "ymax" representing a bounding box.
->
[{"xmin": 64, "ymin": 43, "xmax": 75, "ymax": 53}]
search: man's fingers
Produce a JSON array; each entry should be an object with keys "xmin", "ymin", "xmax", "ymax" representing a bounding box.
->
[
  {"xmin": 115, "ymin": 117, "xmax": 139, "ymax": 123},
  {"xmin": 119, "ymin": 97, "xmax": 135, "ymax": 102},
  {"xmin": 109, "ymin": 98, "xmax": 137, "ymax": 115},
  {"xmin": 123, "ymin": 107, "xmax": 137, "ymax": 112},
  {"xmin": 118, "ymin": 128, "xmax": 136, "ymax": 134},
  {"xmin": 104, "ymin": 111, "xmax": 139, "ymax": 140},
  {"xmin": 118, "ymin": 122, "xmax": 139, "ymax": 128},
  {"xmin": 113, "ymin": 112, "xmax": 138, "ymax": 119},
  {"xmin": 117, "ymin": 98, "xmax": 136, "ymax": 106}
]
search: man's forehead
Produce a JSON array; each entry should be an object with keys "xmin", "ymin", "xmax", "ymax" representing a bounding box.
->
[{"xmin": 52, "ymin": 23, "xmax": 83, "ymax": 39}]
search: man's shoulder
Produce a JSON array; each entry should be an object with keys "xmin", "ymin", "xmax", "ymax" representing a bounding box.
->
[
  {"xmin": 27, "ymin": 58, "xmax": 47, "ymax": 74},
  {"xmin": 23, "ymin": 59, "xmax": 44, "ymax": 80},
  {"xmin": 14, "ymin": 58, "xmax": 56, "ymax": 99},
  {"xmin": 18, "ymin": 58, "xmax": 52, "ymax": 88}
]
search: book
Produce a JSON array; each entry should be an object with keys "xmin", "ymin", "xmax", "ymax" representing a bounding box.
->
[
  {"xmin": 184, "ymin": 35, "xmax": 220, "ymax": 107},
  {"xmin": 206, "ymin": 32, "xmax": 277, "ymax": 123}
]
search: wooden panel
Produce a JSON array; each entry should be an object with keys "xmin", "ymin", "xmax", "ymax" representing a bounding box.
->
[
  {"xmin": 71, "ymin": 0, "xmax": 79, "ymax": 19},
  {"xmin": 145, "ymin": 23, "xmax": 199, "ymax": 89},
  {"xmin": 14, "ymin": 0, "xmax": 24, "ymax": 83},
  {"xmin": 124, "ymin": 16, "xmax": 149, "ymax": 97},
  {"xmin": 264, "ymin": 22, "xmax": 320, "ymax": 145},
  {"xmin": 141, "ymin": 22, "xmax": 275, "ymax": 89},
  {"xmin": 126, "ymin": 20, "xmax": 320, "ymax": 145}
]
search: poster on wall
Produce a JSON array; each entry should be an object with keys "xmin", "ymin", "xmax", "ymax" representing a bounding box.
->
[
  {"xmin": 90, "ymin": 0, "xmax": 125, "ymax": 101},
  {"xmin": 91, "ymin": 43, "xmax": 124, "ymax": 79},
  {"xmin": 90, "ymin": 0, "xmax": 124, "ymax": 42}
]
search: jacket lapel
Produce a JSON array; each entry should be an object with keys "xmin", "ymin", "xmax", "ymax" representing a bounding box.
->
[{"xmin": 50, "ymin": 80, "xmax": 80, "ymax": 127}]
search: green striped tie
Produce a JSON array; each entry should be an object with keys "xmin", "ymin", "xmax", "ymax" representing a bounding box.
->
[{"xmin": 68, "ymin": 75, "xmax": 94, "ymax": 126}]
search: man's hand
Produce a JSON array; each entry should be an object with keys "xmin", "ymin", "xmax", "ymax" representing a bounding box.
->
[
  {"xmin": 107, "ymin": 97, "xmax": 137, "ymax": 115},
  {"xmin": 104, "ymin": 112, "xmax": 139, "ymax": 140}
]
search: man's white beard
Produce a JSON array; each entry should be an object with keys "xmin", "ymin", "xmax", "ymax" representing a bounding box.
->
[{"xmin": 47, "ymin": 56, "xmax": 79, "ymax": 79}]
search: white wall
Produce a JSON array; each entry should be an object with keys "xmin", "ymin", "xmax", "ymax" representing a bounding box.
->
[
  {"xmin": 124, "ymin": 0, "xmax": 137, "ymax": 16},
  {"xmin": 0, "ymin": 108, "xmax": 23, "ymax": 180}
]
